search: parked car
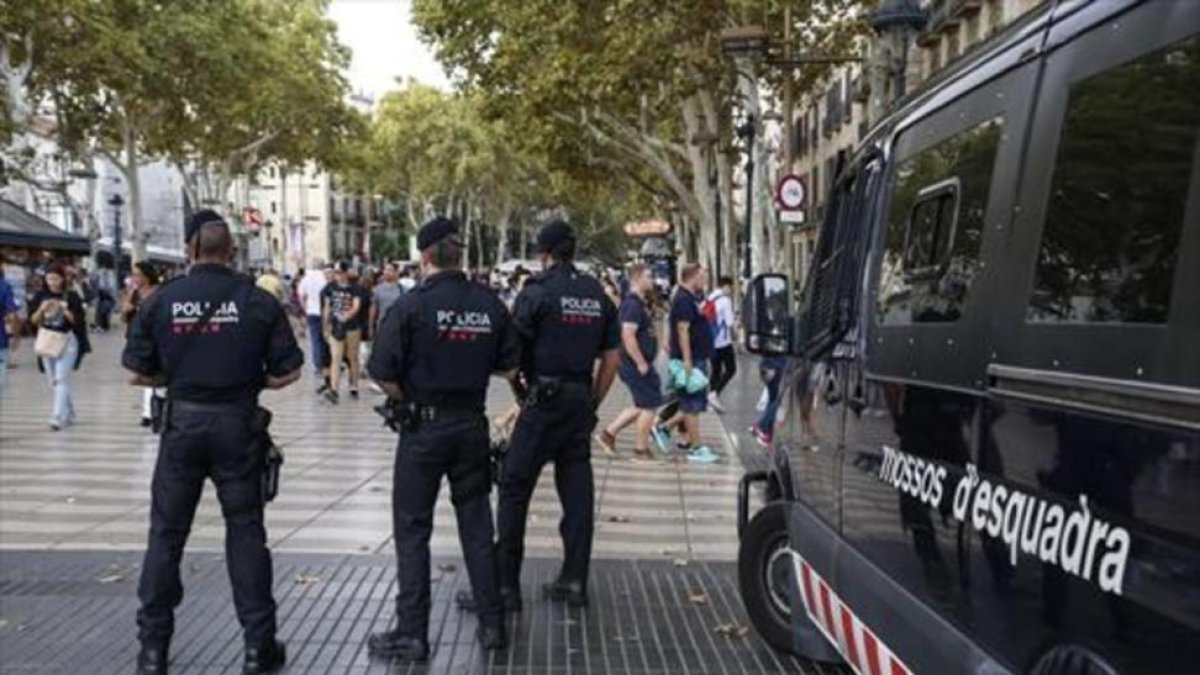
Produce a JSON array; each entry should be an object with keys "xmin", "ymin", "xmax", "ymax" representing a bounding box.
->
[{"xmin": 736, "ymin": 1, "xmax": 1200, "ymax": 674}]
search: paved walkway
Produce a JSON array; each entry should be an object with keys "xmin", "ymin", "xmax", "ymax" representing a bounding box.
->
[
  {"xmin": 0, "ymin": 333, "xmax": 827, "ymax": 674},
  {"xmin": 0, "ymin": 333, "xmax": 738, "ymax": 562}
]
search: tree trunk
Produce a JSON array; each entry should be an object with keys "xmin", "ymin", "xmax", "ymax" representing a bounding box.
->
[
  {"xmin": 121, "ymin": 115, "xmax": 146, "ymax": 264},
  {"xmin": 279, "ymin": 168, "xmax": 291, "ymax": 271}
]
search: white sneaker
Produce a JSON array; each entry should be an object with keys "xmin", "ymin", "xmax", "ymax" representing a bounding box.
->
[{"xmin": 707, "ymin": 392, "xmax": 726, "ymax": 414}]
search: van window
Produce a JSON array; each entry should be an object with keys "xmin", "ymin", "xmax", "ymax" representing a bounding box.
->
[
  {"xmin": 1027, "ymin": 36, "xmax": 1200, "ymax": 324},
  {"xmin": 877, "ymin": 118, "xmax": 1004, "ymax": 325}
]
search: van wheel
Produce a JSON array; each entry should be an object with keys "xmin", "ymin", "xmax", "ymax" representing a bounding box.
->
[
  {"xmin": 738, "ymin": 501, "xmax": 795, "ymax": 653},
  {"xmin": 1029, "ymin": 645, "xmax": 1119, "ymax": 675}
]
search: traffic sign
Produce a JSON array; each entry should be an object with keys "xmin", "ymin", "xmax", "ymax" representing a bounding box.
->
[
  {"xmin": 775, "ymin": 174, "xmax": 807, "ymax": 211},
  {"xmin": 780, "ymin": 210, "xmax": 806, "ymax": 224}
]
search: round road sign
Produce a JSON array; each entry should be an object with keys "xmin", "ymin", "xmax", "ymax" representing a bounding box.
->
[{"xmin": 775, "ymin": 174, "xmax": 807, "ymax": 211}]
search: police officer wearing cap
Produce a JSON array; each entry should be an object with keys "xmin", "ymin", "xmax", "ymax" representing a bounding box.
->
[
  {"xmin": 495, "ymin": 220, "xmax": 621, "ymax": 608},
  {"xmin": 122, "ymin": 210, "xmax": 303, "ymax": 675},
  {"xmin": 366, "ymin": 217, "xmax": 518, "ymax": 662}
]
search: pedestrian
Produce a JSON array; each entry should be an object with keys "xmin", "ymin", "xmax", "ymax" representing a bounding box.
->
[
  {"xmin": 121, "ymin": 261, "xmax": 162, "ymax": 427},
  {"xmin": 0, "ymin": 273, "xmax": 18, "ymax": 393},
  {"xmin": 369, "ymin": 262, "xmax": 403, "ymax": 332},
  {"xmin": 663, "ymin": 263, "xmax": 719, "ymax": 463},
  {"xmin": 322, "ymin": 261, "xmax": 364, "ymax": 403},
  {"xmin": 366, "ymin": 217, "xmax": 518, "ymax": 662},
  {"xmin": 397, "ymin": 266, "xmax": 417, "ymax": 293},
  {"xmin": 121, "ymin": 209, "xmax": 303, "ymax": 675},
  {"xmin": 255, "ymin": 268, "xmax": 287, "ymax": 306},
  {"xmin": 297, "ymin": 261, "xmax": 330, "ymax": 386},
  {"xmin": 491, "ymin": 220, "xmax": 621, "ymax": 610},
  {"xmin": 595, "ymin": 263, "xmax": 669, "ymax": 460},
  {"xmin": 29, "ymin": 264, "xmax": 90, "ymax": 431},
  {"xmin": 706, "ymin": 275, "xmax": 737, "ymax": 412},
  {"xmin": 753, "ymin": 354, "xmax": 789, "ymax": 446}
]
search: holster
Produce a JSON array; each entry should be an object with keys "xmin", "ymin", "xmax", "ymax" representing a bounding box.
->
[
  {"xmin": 526, "ymin": 377, "xmax": 563, "ymax": 408},
  {"xmin": 252, "ymin": 406, "xmax": 283, "ymax": 503},
  {"xmin": 489, "ymin": 437, "xmax": 509, "ymax": 485},
  {"xmin": 150, "ymin": 395, "xmax": 169, "ymax": 434}
]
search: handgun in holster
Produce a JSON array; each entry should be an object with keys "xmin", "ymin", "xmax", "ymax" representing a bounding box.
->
[
  {"xmin": 150, "ymin": 395, "xmax": 169, "ymax": 434},
  {"xmin": 526, "ymin": 376, "xmax": 562, "ymax": 408},
  {"xmin": 252, "ymin": 406, "xmax": 283, "ymax": 503}
]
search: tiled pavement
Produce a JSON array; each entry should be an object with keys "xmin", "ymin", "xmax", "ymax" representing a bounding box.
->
[
  {"xmin": 0, "ymin": 333, "xmax": 738, "ymax": 561},
  {"xmin": 0, "ymin": 333, "xmax": 831, "ymax": 673}
]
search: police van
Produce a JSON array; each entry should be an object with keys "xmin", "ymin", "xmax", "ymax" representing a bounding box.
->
[{"xmin": 736, "ymin": 1, "xmax": 1199, "ymax": 673}]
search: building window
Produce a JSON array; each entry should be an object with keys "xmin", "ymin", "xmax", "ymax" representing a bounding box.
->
[
  {"xmin": 929, "ymin": 44, "xmax": 942, "ymax": 75},
  {"xmin": 1027, "ymin": 36, "xmax": 1199, "ymax": 324},
  {"xmin": 270, "ymin": 201, "xmax": 277, "ymax": 214},
  {"xmin": 877, "ymin": 118, "xmax": 1005, "ymax": 324},
  {"xmin": 965, "ymin": 13, "xmax": 979, "ymax": 46},
  {"xmin": 988, "ymin": 0, "xmax": 1003, "ymax": 36},
  {"xmin": 947, "ymin": 32, "xmax": 960, "ymax": 61}
]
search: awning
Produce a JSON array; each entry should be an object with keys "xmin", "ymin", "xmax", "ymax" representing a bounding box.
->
[{"xmin": 0, "ymin": 199, "xmax": 90, "ymax": 254}]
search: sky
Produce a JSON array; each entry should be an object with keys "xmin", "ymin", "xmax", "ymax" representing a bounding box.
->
[{"xmin": 326, "ymin": 0, "xmax": 451, "ymax": 104}]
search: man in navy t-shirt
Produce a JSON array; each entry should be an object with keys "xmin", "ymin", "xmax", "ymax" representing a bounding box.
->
[
  {"xmin": 664, "ymin": 263, "xmax": 718, "ymax": 463},
  {"xmin": 0, "ymin": 275, "xmax": 19, "ymax": 392},
  {"xmin": 595, "ymin": 263, "xmax": 670, "ymax": 459}
]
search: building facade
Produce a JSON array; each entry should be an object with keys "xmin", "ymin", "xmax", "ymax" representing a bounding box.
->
[
  {"xmin": 233, "ymin": 165, "xmax": 386, "ymax": 274},
  {"xmin": 784, "ymin": 0, "xmax": 1045, "ymax": 284}
]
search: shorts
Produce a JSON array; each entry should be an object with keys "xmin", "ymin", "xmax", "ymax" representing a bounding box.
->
[
  {"xmin": 619, "ymin": 364, "xmax": 663, "ymax": 410},
  {"xmin": 677, "ymin": 363, "xmax": 708, "ymax": 414}
]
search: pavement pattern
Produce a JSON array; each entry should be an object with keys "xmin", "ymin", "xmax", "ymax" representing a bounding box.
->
[{"xmin": 0, "ymin": 332, "xmax": 838, "ymax": 673}]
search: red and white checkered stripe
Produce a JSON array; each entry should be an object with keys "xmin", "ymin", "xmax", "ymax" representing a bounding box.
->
[{"xmin": 790, "ymin": 550, "xmax": 913, "ymax": 675}]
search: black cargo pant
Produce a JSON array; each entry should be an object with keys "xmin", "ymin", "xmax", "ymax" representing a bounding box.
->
[
  {"xmin": 393, "ymin": 412, "xmax": 501, "ymax": 641},
  {"xmin": 497, "ymin": 383, "xmax": 596, "ymax": 591},
  {"xmin": 137, "ymin": 402, "xmax": 275, "ymax": 649}
]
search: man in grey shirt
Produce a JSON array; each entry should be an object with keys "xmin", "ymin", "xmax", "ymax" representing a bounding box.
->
[{"xmin": 370, "ymin": 262, "xmax": 403, "ymax": 333}]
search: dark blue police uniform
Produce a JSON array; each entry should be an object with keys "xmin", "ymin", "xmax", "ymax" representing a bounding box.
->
[
  {"xmin": 496, "ymin": 259, "xmax": 619, "ymax": 600},
  {"xmin": 122, "ymin": 261, "xmax": 302, "ymax": 664},
  {"xmin": 367, "ymin": 260, "xmax": 518, "ymax": 656}
]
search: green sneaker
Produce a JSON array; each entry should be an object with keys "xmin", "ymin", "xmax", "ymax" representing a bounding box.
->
[{"xmin": 687, "ymin": 446, "xmax": 720, "ymax": 464}]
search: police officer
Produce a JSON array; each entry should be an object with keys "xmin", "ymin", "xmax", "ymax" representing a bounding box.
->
[
  {"xmin": 495, "ymin": 220, "xmax": 621, "ymax": 608},
  {"xmin": 122, "ymin": 210, "xmax": 303, "ymax": 674},
  {"xmin": 366, "ymin": 217, "xmax": 518, "ymax": 662}
]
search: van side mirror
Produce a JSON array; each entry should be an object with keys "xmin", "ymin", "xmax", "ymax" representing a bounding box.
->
[{"xmin": 743, "ymin": 273, "xmax": 791, "ymax": 356}]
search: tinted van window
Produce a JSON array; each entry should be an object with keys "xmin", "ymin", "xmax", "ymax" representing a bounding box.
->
[
  {"xmin": 1028, "ymin": 35, "xmax": 1200, "ymax": 324},
  {"xmin": 878, "ymin": 118, "xmax": 1004, "ymax": 324}
]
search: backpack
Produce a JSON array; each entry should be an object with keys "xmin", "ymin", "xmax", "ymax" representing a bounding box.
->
[{"xmin": 700, "ymin": 297, "xmax": 718, "ymax": 325}]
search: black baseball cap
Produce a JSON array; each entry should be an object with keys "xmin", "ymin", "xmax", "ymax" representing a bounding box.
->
[
  {"xmin": 416, "ymin": 216, "xmax": 459, "ymax": 251},
  {"xmin": 184, "ymin": 209, "xmax": 228, "ymax": 243},
  {"xmin": 536, "ymin": 220, "xmax": 574, "ymax": 253}
]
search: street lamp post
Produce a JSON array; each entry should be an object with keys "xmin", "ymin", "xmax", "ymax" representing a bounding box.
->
[
  {"xmin": 735, "ymin": 116, "xmax": 755, "ymax": 280},
  {"xmin": 108, "ymin": 193, "xmax": 125, "ymax": 288}
]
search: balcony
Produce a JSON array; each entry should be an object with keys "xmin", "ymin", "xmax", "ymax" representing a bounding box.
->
[{"xmin": 923, "ymin": 0, "xmax": 983, "ymax": 38}]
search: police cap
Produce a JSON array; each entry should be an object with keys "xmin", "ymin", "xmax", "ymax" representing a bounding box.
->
[
  {"xmin": 184, "ymin": 209, "xmax": 229, "ymax": 243},
  {"xmin": 416, "ymin": 216, "xmax": 459, "ymax": 251},
  {"xmin": 536, "ymin": 220, "xmax": 575, "ymax": 254}
]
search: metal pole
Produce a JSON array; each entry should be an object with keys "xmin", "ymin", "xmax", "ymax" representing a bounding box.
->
[
  {"xmin": 714, "ymin": 174, "xmax": 722, "ymax": 280},
  {"xmin": 112, "ymin": 203, "xmax": 123, "ymax": 289},
  {"xmin": 742, "ymin": 116, "xmax": 755, "ymax": 280},
  {"xmin": 783, "ymin": 5, "xmax": 797, "ymax": 284}
]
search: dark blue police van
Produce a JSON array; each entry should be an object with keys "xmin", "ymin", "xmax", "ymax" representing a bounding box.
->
[{"xmin": 736, "ymin": 1, "xmax": 1199, "ymax": 673}]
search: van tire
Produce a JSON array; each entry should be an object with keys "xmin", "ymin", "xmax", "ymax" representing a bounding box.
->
[{"xmin": 738, "ymin": 501, "xmax": 795, "ymax": 654}]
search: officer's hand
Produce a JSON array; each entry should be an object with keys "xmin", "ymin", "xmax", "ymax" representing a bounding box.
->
[{"xmin": 637, "ymin": 362, "xmax": 650, "ymax": 376}]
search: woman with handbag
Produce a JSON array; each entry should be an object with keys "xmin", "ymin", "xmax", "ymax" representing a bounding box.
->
[
  {"xmin": 122, "ymin": 262, "xmax": 161, "ymax": 427},
  {"xmin": 30, "ymin": 265, "xmax": 90, "ymax": 431}
]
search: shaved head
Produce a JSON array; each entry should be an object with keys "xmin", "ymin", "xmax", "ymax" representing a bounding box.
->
[{"xmin": 193, "ymin": 222, "xmax": 234, "ymax": 262}]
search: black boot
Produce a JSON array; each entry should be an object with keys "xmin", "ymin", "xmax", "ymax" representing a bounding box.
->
[
  {"xmin": 136, "ymin": 644, "xmax": 168, "ymax": 674},
  {"xmin": 455, "ymin": 586, "xmax": 522, "ymax": 613},
  {"xmin": 367, "ymin": 630, "xmax": 429, "ymax": 662},
  {"xmin": 543, "ymin": 579, "xmax": 588, "ymax": 607},
  {"xmin": 477, "ymin": 624, "xmax": 507, "ymax": 651},
  {"xmin": 243, "ymin": 639, "xmax": 286, "ymax": 674}
]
